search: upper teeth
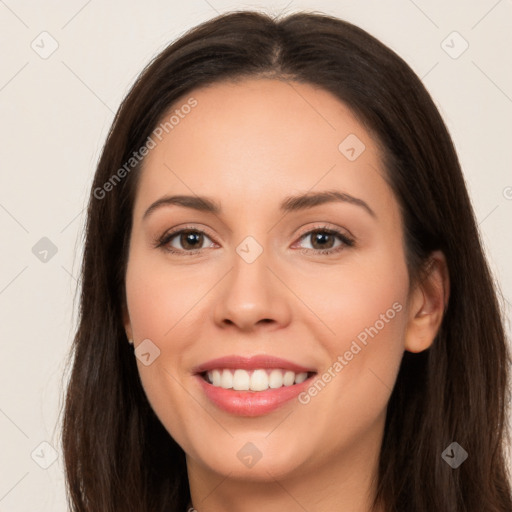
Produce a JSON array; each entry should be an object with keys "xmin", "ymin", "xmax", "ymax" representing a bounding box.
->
[{"xmin": 206, "ymin": 368, "xmax": 309, "ymax": 391}]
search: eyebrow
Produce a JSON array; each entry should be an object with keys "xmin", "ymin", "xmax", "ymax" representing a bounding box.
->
[{"xmin": 142, "ymin": 190, "xmax": 376, "ymax": 220}]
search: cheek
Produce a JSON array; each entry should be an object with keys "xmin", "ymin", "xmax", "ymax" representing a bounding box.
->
[
  {"xmin": 297, "ymin": 249, "xmax": 409, "ymax": 352},
  {"xmin": 293, "ymin": 306, "xmax": 407, "ymax": 465},
  {"xmin": 124, "ymin": 252, "xmax": 199, "ymax": 442},
  {"xmin": 297, "ymin": 249, "xmax": 409, "ymax": 416},
  {"xmin": 124, "ymin": 246, "xmax": 202, "ymax": 341}
]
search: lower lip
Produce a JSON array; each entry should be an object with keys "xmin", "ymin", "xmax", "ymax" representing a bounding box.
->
[{"xmin": 194, "ymin": 373, "xmax": 315, "ymax": 417}]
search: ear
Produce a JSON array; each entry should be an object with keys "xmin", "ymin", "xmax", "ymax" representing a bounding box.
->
[{"xmin": 404, "ymin": 250, "xmax": 450, "ymax": 353}]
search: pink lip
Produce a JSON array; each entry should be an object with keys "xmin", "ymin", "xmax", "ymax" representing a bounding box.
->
[
  {"xmin": 192, "ymin": 355, "xmax": 317, "ymax": 417},
  {"xmin": 192, "ymin": 354, "xmax": 316, "ymax": 374},
  {"xmin": 194, "ymin": 373, "xmax": 316, "ymax": 417}
]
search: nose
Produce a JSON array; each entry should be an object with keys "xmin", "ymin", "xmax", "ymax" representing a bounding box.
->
[{"xmin": 213, "ymin": 247, "xmax": 292, "ymax": 333}]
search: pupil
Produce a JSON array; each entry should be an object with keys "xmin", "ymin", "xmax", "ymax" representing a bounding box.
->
[
  {"xmin": 182, "ymin": 231, "xmax": 202, "ymax": 250},
  {"xmin": 313, "ymin": 232, "xmax": 333, "ymax": 249}
]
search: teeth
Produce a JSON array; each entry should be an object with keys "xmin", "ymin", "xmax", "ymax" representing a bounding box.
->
[
  {"xmin": 233, "ymin": 369, "xmax": 250, "ymax": 390},
  {"xmin": 251, "ymin": 369, "xmax": 269, "ymax": 391},
  {"xmin": 205, "ymin": 368, "xmax": 310, "ymax": 391},
  {"xmin": 294, "ymin": 372, "xmax": 307, "ymax": 384}
]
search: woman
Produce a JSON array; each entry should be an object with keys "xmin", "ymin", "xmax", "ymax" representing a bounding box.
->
[{"xmin": 61, "ymin": 10, "xmax": 512, "ymax": 511}]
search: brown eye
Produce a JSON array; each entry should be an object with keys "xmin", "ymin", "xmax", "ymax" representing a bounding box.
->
[
  {"xmin": 297, "ymin": 228, "xmax": 354, "ymax": 254},
  {"xmin": 308, "ymin": 230, "xmax": 337, "ymax": 250},
  {"xmin": 176, "ymin": 230, "xmax": 205, "ymax": 250},
  {"xmin": 157, "ymin": 228, "xmax": 216, "ymax": 254}
]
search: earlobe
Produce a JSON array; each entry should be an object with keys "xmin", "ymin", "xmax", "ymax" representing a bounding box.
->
[{"xmin": 404, "ymin": 251, "xmax": 450, "ymax": 353}]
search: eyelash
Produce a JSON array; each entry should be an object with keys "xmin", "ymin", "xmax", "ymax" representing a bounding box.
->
[{"xmin": 153, "ymin": 224, "xmax": 355, "ymax": 257}]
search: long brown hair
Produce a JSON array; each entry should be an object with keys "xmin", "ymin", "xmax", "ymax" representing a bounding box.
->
[{"xmin": 61, "ymin": 10, "xmax": 512, "ymax": 511}]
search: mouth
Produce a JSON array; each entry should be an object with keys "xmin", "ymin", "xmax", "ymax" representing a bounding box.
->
[
  {"xmin": 195, "ymin": 370, "xmax": 317, "ymax": 416},
  {"xmin": 192, "ymin": 355, "xmax": 318, "ymax": 416},
  {"xmin": 199, "ymin": 368, "xmax": 317, "ymax": 392}
]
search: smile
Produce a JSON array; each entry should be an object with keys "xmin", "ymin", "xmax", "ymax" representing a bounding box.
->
[
  {"xmin": 202, "ymin": 368, "xmax": 313, "ymax": 391},
  {"xmin": 192, "ymin": 354, "xmax": 318, "ymax": 416}
]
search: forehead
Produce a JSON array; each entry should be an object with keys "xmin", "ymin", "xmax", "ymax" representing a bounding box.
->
[{"xmin": 132, "ymin": 78, "xmax": 397, "ymax": 223}]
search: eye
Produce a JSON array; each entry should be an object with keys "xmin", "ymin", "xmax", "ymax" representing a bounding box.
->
[
  {"xmin": 295, "ymin": 226, "xmax": 355, "ymax": 255},
  {"xmin": 155, "ymin": 228, "xmax": 216, "ymax": 254},
  {"xmin": 154, "ymin": 224, "xmax": 355, "ymax": 257}
]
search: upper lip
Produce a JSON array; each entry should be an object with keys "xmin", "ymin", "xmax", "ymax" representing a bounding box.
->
[{"xmin": 192, "ymin": 355, "xmax": 317, "ymax": 374}]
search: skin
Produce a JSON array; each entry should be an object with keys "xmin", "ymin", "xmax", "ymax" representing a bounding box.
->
[{"xmin": 123, "ymin": 78, "xmax": 449, "ymax": 512}]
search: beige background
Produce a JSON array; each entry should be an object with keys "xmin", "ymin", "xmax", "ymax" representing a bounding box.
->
[{"xmin": 0, "ymin": 0, "xmax": 511, "ymax": 510}]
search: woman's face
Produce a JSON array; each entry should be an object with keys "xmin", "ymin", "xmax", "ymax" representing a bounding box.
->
[{"xmin": 124, "ymin": 78, "xmax": 418, "ymax": 485}]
